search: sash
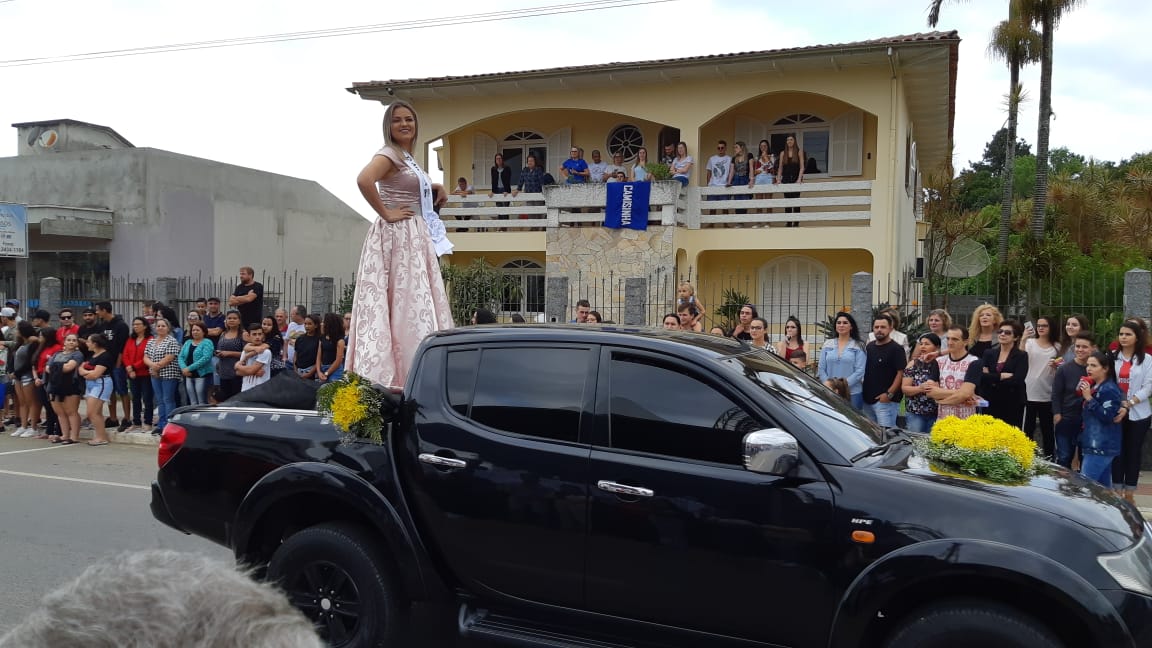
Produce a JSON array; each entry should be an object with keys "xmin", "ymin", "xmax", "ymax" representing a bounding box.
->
[{"xmin": 402, "ymin": 151, "xmax": 454, "ymax": 257}]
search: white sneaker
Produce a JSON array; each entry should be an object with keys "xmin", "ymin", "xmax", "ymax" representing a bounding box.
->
[
  {"xmin": 9, "ymin": 427, "xmax": 23, "ymax": 437},
  {"xmin": 18, "ymin": 427, "xmax": 37, "ymax": 438}
]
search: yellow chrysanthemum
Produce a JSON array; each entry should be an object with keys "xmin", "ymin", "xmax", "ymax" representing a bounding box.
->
[
  {"xmin": 331, "ymin": 384, "xmax": 368, "ymax": 432},
  {"xmin": 931, "ymin": 414, "xmax": 1037, "ymax": 471}
]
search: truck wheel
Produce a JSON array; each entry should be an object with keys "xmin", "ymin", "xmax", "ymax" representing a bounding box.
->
[
  {"xmin": 267, "ymin": 522, "xmax": 405, "ymax": 648},
  {"xmin": 885, "ymin": 600, "xmax": 1063, "ymax": 648}
]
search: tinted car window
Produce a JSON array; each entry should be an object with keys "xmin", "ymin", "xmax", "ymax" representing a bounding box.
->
[
  {"xmin": 719, "ymin": 351, "xmax": 884, "ymax": 458},
  {"xmin": 469, "ymin": 347, "xmax": 589, "ymax": 443},
  {"xmin": 446, "ymin": 349, "xmax": 479, "ymax": 416},
  {"xmin": 609, "ymin": 355, "xmax": 761, "ymax": 464}
]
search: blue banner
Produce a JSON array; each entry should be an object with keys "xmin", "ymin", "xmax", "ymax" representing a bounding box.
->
[{"xmin": 603, "ymin": 181, "xmax": 650, "ymax": 231}]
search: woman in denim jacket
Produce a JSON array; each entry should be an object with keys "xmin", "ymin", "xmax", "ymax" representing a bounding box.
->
[
  {"xmin": 1080, "ymin": 351, "xmax": 1126, "ymax": 487},
  {"xmin": 819, "ymin": 311, "xmax": 867, "ymax": 410}
]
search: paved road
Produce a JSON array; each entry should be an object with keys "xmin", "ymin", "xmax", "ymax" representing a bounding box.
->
[{"xmin": 0, "ymin": 434, "xmax": 471, "ymax": 646}]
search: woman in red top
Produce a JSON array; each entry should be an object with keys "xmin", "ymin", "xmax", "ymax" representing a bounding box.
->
[
  {"xmin": 122, "ymin": 317, "xmax": 154, "ymax": 432},
  {"xmin": 31, "ymin": 328, "xmax": 62, "ymax": 440}
]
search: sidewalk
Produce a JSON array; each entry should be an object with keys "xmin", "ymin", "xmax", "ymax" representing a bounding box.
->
[{"xmin": 1133, "ymin": 472, "xmax": 1152, "ymax": 519}]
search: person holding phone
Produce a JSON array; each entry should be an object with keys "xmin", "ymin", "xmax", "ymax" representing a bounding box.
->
[
  {"xmin": 1052, "ymin": 333, "xmax": 1095, "ymax": 468},
  {"xmin": 1079, "ymin": 351, "xmax": 1124, "ymax": 487}
]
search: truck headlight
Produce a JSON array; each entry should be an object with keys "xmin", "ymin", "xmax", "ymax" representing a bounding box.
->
[{"xmin": 1098, "ymin": 524, "xmax": 1152, "ymax": 597}]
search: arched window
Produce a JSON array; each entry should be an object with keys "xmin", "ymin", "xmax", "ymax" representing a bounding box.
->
[
  {"xmin": 607, "ymin": 124, "xmax": 644, "ymax": 162},
  {"xmin": 500, "ymin": 131, "xmax": 547, "ymax": 188},
  {"xmin": 501, "ymin": 259, "xmax": 545, "ymax": 319},
  {"xmin": 771, "ymin": 114, "xmax": 829, "ymax": 177},
  {"xmin": 758, "ymin": 256, "xmax": 828, "ymax": 341}
]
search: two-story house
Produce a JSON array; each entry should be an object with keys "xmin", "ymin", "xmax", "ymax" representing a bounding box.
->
[{"xmin": 349, "ymin": 31, "xmax": 958, "ymax": 331}]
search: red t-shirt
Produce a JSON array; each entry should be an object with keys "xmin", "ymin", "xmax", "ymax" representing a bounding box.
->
[{"xmin": 35, "ymin": 342, "xmax": 62, "ymax": 375}]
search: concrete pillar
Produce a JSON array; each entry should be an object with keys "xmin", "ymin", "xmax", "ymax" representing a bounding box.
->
[
  {"xmin": 311, "ymin": 277, "xmax": 335, "ymax": 314},
  {"xmin": 851, "ymin": 272, "xmax": 873, "ymax": 331},
  {"xmin": 546, "ymin": 276, "xmax": 568, "ymax": 324},
  {"xmin": 154, "ymin": 278, "xmax": 179, "ymax": 310},
  {"xmin": 623, "ymin": 278, "xmax": 647, "ymax": 326},
  {"xmin": 39, "ymin": 277, "xmax": 61, "ymax": 324},
  {"xmin": 1124, "ymin": 268, "xmax": 1151, "ymax": 322}
]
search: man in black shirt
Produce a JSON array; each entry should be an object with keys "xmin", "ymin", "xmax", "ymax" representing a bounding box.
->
[
  {"xmin": 863, "ymin": 314, "xmax": 907, "ymax": 428},
  {"xmin": 1052, "ymin": 332, "xmax": 1095, "ymax": 468},
  {"xmin": 229, "ymin": 266, "xmax": 264, "ymax": 329},
  {"xmin": 95, "ymin": 300, "xmax": 132, "ymax": 430}
]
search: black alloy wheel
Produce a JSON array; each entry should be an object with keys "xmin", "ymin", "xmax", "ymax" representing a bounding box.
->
[{"xmin": 267, "ymin": 522, "xmax": 405, "ymax": 647}]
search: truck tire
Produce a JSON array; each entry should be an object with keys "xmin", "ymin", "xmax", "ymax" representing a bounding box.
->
[
  {"xmin": 885, "ymin": 600, "xmax": 1063, "ymax": 648},
  {"xmin": 267, "ymin": 522, "xmax": 406, "ymax": 648}
]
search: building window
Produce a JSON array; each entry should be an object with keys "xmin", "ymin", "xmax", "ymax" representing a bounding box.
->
[
  {"xmin": 771, "ymin": 114, "xmax": 828, "ymax": 177},
  {"xmin": 499, "ymin": 131, "xmax": 547, "ymax": 189},
  {"xmin": 501, "ymin": 259, "xmax": 544, "ymax": 320},
  {"xmin": 607, "ymin": 125, "xmax": 644, "ymax": 162}
]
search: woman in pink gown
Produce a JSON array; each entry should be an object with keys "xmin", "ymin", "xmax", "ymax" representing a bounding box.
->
[{"xmin": 347, "ymin": 100, "xmax": 454, "ymax": 389}]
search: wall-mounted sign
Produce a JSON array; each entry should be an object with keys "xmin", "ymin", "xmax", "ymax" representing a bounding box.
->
[
  {"xmin": 0, "ymin": 203, "xmax": 29, "ymax": 258},
  {"xmin": 37, "ymin": 129, "xmax": 59, "ymax": 148}
]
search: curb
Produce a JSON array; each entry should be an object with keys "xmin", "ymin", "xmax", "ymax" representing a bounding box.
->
[{"xmin": 110, "ymin": 430, "xmax": 160, "ymax": 446}]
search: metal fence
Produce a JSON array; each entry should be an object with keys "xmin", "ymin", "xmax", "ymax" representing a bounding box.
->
[
  {"xmin": 26, "ymin": 271, "xmax": 355, "ymax": 319},
  {"xmin": 565, "ymin": 266, "xmax": 923, "ymax": 347},
  {"xmin": 925, "ymin": 269, "xmax": 1126, "ymax": 333}
]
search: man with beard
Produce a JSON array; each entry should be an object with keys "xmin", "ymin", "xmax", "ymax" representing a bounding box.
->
[
  {"xmin": 95, "ymin": 301, "xmax": 131, "ymax": 431},
  {"xmin": 863, "ymin": 314, "xmax": 906, "ymax": 427}
]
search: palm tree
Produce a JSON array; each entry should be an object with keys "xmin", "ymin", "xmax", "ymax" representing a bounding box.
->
[
  {"xmin": 987, "ymin": 2, "xmax": 1041, "ymax": 262},
  {"xmin": 929, "ymin": 0, "xmax": 1040, "ymax": 263},
  {"xmin": 1026, "ymin": 0, "xmax": 1085, "ymax": 241}
]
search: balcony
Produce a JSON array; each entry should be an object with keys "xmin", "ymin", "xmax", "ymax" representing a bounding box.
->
[{"xmin": 438, "ymin": 179, "xmax": 873, "ymax": 231}]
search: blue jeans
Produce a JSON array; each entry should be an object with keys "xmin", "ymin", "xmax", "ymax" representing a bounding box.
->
[
  {"xmin": 151, "ymin": 378, "xmax": 179, "ymax": 429},
  {"xmin": 1080, "ymin": 454, "xmax": 1116, "ymax": 487},
  {"xmin": 904, "ymin": 412, "xmax": 936, "ymax": 433},
  {"xmin": 850, "ymin": 392, "xmax": 864, "ymax": 412},
  {"xmin": 184, "ymin": 376, "xmax": 208, "ymax": 406},
  {"xmin": 320, "ymin": 363, "xmax": 344, "ymax": 384},
  {"xmin": 864, "ymin": 400, "xmax": 900, "ymax": 427},
  {"xmin": 674, "ymin": 175, "xmax": 689, "ymax": 186},
  {"xmin": 1054, "ymin": 416, "xmax": 1082, "ymax": 468}
]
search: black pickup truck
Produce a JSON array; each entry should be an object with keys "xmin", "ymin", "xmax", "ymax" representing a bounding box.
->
[{"xmin": 151, "ymin": 325, "xmax": 1152, "ymax": 648}]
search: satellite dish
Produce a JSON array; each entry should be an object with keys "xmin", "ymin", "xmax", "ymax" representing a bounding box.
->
[{"xmin": 941, "ymin": 238, "xmax": 991, "ymax": 278}]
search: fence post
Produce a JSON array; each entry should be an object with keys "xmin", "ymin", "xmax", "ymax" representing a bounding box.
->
[
  {"xmin": 546, "ymin": 277, "xmax": 568, "ymax": 324},
  {"xmin": 1124, "ymin": 268, "xmax": 1151, "ymax": 322},
  {"xmin": 312, "ymin": 277, "xmax": 335, "ymax": 314},
  {"xmin": 40, "ymin": 277, "xmax": 61, "ymax": 324},
  {"xmin": 623, "ymin": 278, "xmax": 647, "ymax": 326},
  {"xmin": 851, "ymin": 272, "xmax": 873, "ymax": 329}
]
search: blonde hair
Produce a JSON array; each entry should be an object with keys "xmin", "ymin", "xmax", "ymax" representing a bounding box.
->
[
  {"xmin": 968, "ymin": 304, "xmax": 1003, "ymax": 343},
  {"xmin": 381, "ymin": 100, "xmax": 419, "ymax": 155},
  {"xmin": 679, "ymin": 282, "xmax": 696, "ymax": 297},
  {"xmin": 928, "ymin": 308, "xmax": 952, "ymax": 332}
]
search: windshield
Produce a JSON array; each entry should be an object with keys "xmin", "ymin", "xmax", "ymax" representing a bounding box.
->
[{"xmin": 719, "ymin": 350, "xmax": 885, "ymax": 459}]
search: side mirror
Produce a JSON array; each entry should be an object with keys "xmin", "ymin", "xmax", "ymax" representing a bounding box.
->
[{"xmin": 743, "ymin": 428, "xmax": 799, "ymax": 475}]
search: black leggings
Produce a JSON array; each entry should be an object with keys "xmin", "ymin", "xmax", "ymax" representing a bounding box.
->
[
  {"xmin": 218, "ymin": 377, "xmax": 242, "ymax": 402},
  {"xmin": 130, "ymin": 376, "xmax": 154, "ymax": 426},
  {"xmin": 37, "ymin": 384, "xmax": 60, "ymax": 436},
  {"xmin": 1112, "ymin": 416, "xmax": 1151, "ymax": 489},
  {"xmin": 1024, "ymin": 401, "xmax": 1055, "ymax": 460}
]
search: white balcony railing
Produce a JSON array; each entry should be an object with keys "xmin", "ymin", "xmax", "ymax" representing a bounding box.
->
[
  {"xmin": 438, "ymin": 180, "xmax": 873, "ymax": 231},
  {"xmin": 690, "ymin": 180, "xmax": 873, "ymax": 228}
]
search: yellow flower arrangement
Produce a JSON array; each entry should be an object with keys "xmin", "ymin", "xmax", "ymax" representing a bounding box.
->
[
  {"xmin": 920, "ymin": 414, "xmax": 1038, "ymax": 483},
  {"xmin": 316, "ymin": 372, "xmax": 388, "ymax": 444}
]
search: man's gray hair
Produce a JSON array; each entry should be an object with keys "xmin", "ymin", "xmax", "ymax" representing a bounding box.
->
[{"xmin": 0, "ymin": 550, "xmax": 322, "ymax": 648}]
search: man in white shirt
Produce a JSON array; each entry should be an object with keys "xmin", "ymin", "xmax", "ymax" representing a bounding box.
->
[
  {"xmin": 237, "ymin": 325, "xmax": 272, "ymax": 391},
  {"xmin": 284, "ymin": 305, "xmax": 307, "ymax": 368},
  {"xmin": 602, "ymin": 152, "xmax": 626, "ymax": 181},
  {"xmin": 706, "ymin": 141, "xmax": 733, "ymax": 210},
  {"xmin": 587, "ymin": 150, "xmax": 609, "ymax": 184}
]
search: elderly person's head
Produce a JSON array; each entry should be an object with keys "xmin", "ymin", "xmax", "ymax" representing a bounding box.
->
[{"xmin": 0, "ymin": 550, "xmax": 322, "ymax": 648}]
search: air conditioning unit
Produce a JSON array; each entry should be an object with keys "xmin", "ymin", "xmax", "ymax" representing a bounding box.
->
[{"xmin": 912, "ymin": 257, "xmax": 926, "ymax": 282}]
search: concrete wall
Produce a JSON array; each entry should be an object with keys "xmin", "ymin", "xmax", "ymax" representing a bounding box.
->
[
  {"xmin": 16, "ymin": 122, "xmax": 132, "ymax": 156},
  {"xmin": 0, "ymin": 148, "xmax": 368, "ymax": 281}
]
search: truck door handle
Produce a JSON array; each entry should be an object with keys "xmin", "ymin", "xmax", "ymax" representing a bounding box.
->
[
  {"xmin": 597, "ymin": 480, "xmax": 654, "ymax": 498},
  {"xmin": 418, "ymin": 453, "xmax": 467, "ymax": 470}
]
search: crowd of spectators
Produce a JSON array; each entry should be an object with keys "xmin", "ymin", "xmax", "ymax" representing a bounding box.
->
[{"xmin": 0, "ymin": 266, "xmax": 352, "ymax": 443}]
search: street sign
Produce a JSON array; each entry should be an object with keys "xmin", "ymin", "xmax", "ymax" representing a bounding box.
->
[{"xmin": 0, "ymin": 203, "xmax": 29, "ymax": 258}]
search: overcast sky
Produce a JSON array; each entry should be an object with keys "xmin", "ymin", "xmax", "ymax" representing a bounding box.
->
[{"xmin": 1, "ymin": 0, "xmax": 1147, "ymax": 221}]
